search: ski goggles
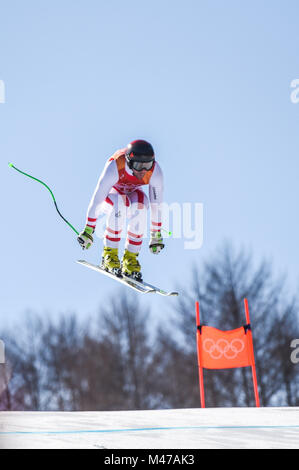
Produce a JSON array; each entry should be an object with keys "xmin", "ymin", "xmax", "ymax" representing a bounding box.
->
[{"xmin": 131, "ymin": 160, "xmax": 154, "ymax": 171}]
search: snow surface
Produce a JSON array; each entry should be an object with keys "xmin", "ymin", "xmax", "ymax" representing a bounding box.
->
[{"xmin": 0, "ymin": 407, "xmax": 298, "ymax": 449}]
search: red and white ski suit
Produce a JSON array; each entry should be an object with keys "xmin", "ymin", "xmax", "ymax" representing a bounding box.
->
[{"xmin": 85, "ymin": 148, "xmax": 163, "ymax": 253}]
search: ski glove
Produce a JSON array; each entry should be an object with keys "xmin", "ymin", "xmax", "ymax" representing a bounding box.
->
[
  {"xmin": 149, "ymin": 230, "xmax": 164, "ymax": 254},
  {"xmin": 77, "ymin": 226, "xmax": 94, "ymax": 250}
]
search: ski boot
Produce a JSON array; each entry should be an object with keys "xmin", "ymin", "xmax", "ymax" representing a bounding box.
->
[
  {"xmin": 121, "ymin": 249, "xmax": 143, "ymax": 282},
  {"xmin": 101, "ymin": 247, "xmax": 122, "ymax": 277}
]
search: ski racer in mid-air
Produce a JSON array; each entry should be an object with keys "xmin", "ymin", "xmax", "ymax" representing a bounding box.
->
[{"xmin": 77, "ymin": 139, "xmax": 164, "ymax": 281}]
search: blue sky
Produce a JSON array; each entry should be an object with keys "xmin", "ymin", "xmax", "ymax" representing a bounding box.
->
[{"xmin": 1, "ymin": 0, "xmax": 299, "ymax": 327}]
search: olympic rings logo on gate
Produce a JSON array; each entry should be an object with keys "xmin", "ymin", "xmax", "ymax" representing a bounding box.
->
[{"xmin": 203, "ymin": 338, "xmax": 245, "ymax": 360}]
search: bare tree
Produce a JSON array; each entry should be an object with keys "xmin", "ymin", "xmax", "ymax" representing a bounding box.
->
[
  {"xmin": 95, "ymin": 293, "xmax": 157, "ymax": 410},
  {"xmin": 39, "ymin": 314, "xmax": 88, "ymax": 410},
  {"xmin": 154, "ymin": 243, "xmax": 299, "ymax": 408},
  {"xmin": 0, "ymin": 313, "xmax": 46, "ymax": 410}
]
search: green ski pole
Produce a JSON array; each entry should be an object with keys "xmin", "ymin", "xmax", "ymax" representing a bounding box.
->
[{"xmin": 8, "ymin": 163, "xmax": 79, "ymax": 235}]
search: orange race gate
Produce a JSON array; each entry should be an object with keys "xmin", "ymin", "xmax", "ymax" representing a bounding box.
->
[{"xmin": 195, "ymin": 298, "xmax": 260, "ymax": 408}]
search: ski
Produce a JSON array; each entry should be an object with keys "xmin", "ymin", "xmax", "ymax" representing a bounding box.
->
[
  {"xmin": 76, "ymin": 260, "xmax": 155, "ymax": 294},
  {"xmin": 122, "ymin": 275, "xmax": 179, "ymax": 297},
  {"xmin": 77, "ymin": 260, "xmax": 178, "ymax": 296}
]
